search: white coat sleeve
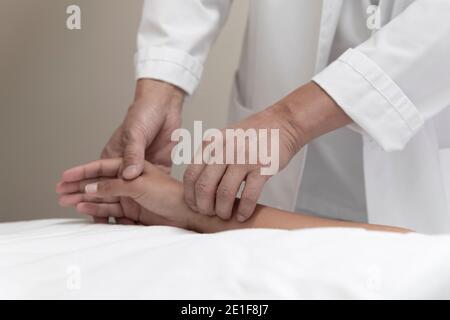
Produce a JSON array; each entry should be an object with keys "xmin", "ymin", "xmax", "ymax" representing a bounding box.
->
[
  {"xmin": 135, "ymin": 0, "xmax": 232, "ymax": 95},
  {"xmin": 313, "ymin": 0, "xmax": 450, "ymax": 151}
]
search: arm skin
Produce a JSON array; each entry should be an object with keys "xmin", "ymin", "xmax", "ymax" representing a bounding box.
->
[{"xmin": 277, "ymin": 81, "xmax": 353, "ymax": 145}]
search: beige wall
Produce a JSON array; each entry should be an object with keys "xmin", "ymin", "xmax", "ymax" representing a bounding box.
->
[{"xmin": 0, "ymin": 0, "xmax": 249, "ymax": 222}]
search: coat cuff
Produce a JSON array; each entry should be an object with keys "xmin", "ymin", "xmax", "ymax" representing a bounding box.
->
[
  {"xmin": 135, "ymin": 46, "xmax": 203, "ymax": 95},
  {"xmin": 313, "ymin": 48, "xmax": 424, "ymax": 151}
]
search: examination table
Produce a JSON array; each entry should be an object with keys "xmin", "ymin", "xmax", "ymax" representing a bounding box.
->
[{"xmin": 1, "ymin": 219, "xmax": 449, "ymax": 299}]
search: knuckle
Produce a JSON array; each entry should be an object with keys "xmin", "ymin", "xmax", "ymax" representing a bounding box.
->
[
  {"xmin": 123, "ymin": 127, "xmax": 144, "ymax": 144},
  {"xmin": 183, "ymin": 168, "xmax": 197, "ymax": 184},
  {"xmin": 247, "ymin": 170, "xmax": 263, "ymax": 180},
  {"xmin": 123, "ymin": 150, "xmax": 141, "ymax": 162},
  {"xmin": 98, "ymin": 182, "xmax": 111, "ymax": 194},
  {"xmin": 241, "ymin": 192, "xmax": 258, "ymax": 206},
  {"xmin": 92, "ymin": 196, "xmax": 102, "ymax": 202},
  {"xmin": 185, "ymin": 198, "xmax": 197, "ymax": 209},
  {"xmin": 195, "ymin": 179, "xmax": 213, "ymax": 197},
  {"xmin": 97, "ymin": 164, "xmax": 104, "ymax": 177},
  {"xmin": 216, "ymin": 185, "xmax": 232, "ymax": 200}
]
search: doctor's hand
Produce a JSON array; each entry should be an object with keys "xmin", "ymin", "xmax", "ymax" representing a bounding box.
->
[
  {"xmin": 102, "ymin": 79, "xmax": 185, "ymax": 177},
  {"xmin": 183, "ymin": 106, "xmax": 300, "ymax": 222},
  {"xmin": 183, "ymin": 82, "xmax": 352, "ymax": 222},
  {"xmin": 98, "ymin": 79, "xmax": 184, "ymax": 224}
]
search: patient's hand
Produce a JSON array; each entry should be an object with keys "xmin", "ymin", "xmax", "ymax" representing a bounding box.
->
[
  {"xmin": 57, "ymin": 158, "xmax": 190, "ymax": 228},
  {"xmin": 57, "ymin": 158, "xmax": 412, "ymax": 234}
]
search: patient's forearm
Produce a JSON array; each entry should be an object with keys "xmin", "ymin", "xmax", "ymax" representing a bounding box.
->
[
  {"xmin": 190, "ymin": 203, "xmax": 410, "ymax": 234},
  {"xmin": 166, "ymin": 181, "xmax": 410, "ymax": 234}
]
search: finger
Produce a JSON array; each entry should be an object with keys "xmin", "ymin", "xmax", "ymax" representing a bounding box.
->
[
  {"xmin": 93, "ymin": 217, "xmax": 109, "ymax": 224},
  {"xmin": 56, "ymin": 178, "xmax": 122, "ymax": 199},
  {"xmin": 121, "ymin": 127, "xmax": 147, "ymax": 180},
  {"xmin": 99, "ymin": 127, "xmax": 123, "ymax": 225},
  {"xmin": 58, "ymin": 193, "xmax": 119, "ymax": 207},
  {"xmin": 84, "ymin": 178, "xmax": 143, "ymax": 199},
  {"xmin": 76, "ymin": 202, "xmax": 124, "ymax": 218},
  {"xmin": 115, "ymin": 217, "xmax": 137, "ymax": 225},
  {"xmin": 61, "ymin": 158, "xmax": 123, "ymax": 182},
  {"xmin": 194, "ymin": 164, "xmax": 227, "ymax": 216},
  {"xmin": 182, "ymin": 138, "xmax": 212, "ymax": 211},
  {"xmin": 237, "ymin": 172, "xmax": 267, "ymax": 222},
  {"xmin": 215, "ymin": 166, "xmax": 247, "ymax": 220},
  {"xmin": 56, "ymin": 178, "xmax": 102, "ymax": 195},
  {"xmin": 183, "ymin": 164, "xmax": 205, "ymax": 211},
  {"xmin": 145, "ymin": 142, "xmax": 174, "ymax": 175},
  {"xmin": 144, "ymin": 104, "xmax": 182, "ymax": 173}
]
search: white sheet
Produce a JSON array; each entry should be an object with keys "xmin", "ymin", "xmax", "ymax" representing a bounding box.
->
[{"xmin": 0, "ymin": 219, "xmax": 450, "ymax": 299}]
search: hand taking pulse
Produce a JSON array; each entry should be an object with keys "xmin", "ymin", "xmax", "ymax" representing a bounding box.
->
[
  {"xmin": 98, "ymin": 79, "xmax": 184, "ymax": 224},
  {"xmin": 183, "ymin": 105, "xmax": 299, "ymax": 222},
  {"xmin": 56, "ymin": 158, "xmax": 410, "ymax": 234},
  {"xmin": 183, "ymin": 82, "xmax": 352, "ymax": 222}
]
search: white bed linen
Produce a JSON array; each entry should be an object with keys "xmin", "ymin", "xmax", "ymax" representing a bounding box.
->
[{"xmin": 0, "ymin": 219, "xmax": 449, "ymax": 299}]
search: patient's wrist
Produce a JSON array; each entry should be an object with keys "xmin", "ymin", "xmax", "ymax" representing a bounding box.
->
[
  {"xmin": 186, "ymin": 201, "xmax": 251, "ymax": 233},
  {"xmin": 185, "ymin": 210, "xmax": 203, "ymax": 233},
  {"xmin": 184, "ymin": 205, "xmax": 222, "ymax": 233},
  {"xmin": 160, "ymin": 180, "xmax": 216, "ymax": 232}
]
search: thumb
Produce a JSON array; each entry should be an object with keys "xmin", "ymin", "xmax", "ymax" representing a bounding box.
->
[
  {"xmin": 85, "ymin": 179, "xmax": 141, "ymax": 199},
  {"xmin": 122, "ymin": 127, "xmax": 147, "ymax": 180}
]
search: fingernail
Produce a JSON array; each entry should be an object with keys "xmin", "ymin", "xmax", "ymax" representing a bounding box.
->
[
  {"xmin": 85, "ymin": 183, "xmax": 98, "ymax": 194},
  {"xmin": 237, "ymin": 214, "xmax": 246, "ymax": 222},
  {"xmin": 123, "ymin": 165, "xmax": 138, "ymax": 179}
]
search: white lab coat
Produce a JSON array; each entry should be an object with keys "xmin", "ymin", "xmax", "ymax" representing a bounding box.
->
[{"xmin": 135, "ymin": 0, "xmax": 450, "ymax": 233}]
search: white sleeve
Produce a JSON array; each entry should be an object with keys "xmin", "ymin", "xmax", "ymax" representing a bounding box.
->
[
  {"xmin": 135, "ymin": 0, "xmax": 232, "ymax": 95},
  {"xmin": 313, "ymin": 0, "xmax": 450, "ymax": 151}
]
